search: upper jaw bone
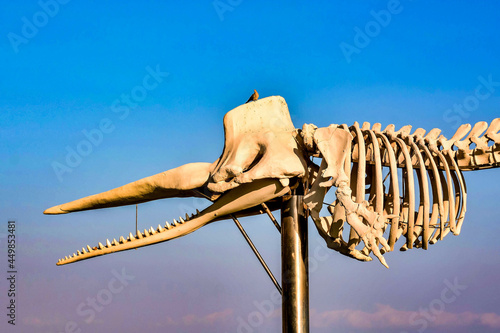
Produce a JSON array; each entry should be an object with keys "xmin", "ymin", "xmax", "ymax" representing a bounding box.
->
[{"xmin": 44, "ymin": 162, "xmax": 213, "ymax": 215}]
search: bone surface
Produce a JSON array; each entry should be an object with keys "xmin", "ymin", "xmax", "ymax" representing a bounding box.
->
[{"xmin": 44, "ymin": 96, "xmax": 500, "ymax": 267}]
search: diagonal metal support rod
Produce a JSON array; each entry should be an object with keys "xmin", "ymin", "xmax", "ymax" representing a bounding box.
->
[
  {"xmin": 261, "ymin": 203, "xmax": 281, "ymax": 233},
  {"xmin": 231, "ymin": 214, "xmax": 282, "ymax": 295}
]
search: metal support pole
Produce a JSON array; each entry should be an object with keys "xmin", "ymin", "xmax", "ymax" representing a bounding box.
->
[
  {"xmin": 261, "ymin": 203, "xmax": 281, "ymax": 233},
  {"xmin": 281, "ymin": 194, "xmax": 309, "ymax": 333},
  {"xmin": 231, "ymin": 215, "xmax": 282, "ymax": 295}
]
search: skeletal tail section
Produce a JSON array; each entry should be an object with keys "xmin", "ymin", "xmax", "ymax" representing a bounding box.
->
[
  {"xmin": 440, "ymin": 118, "xmax": 500, "ymax": 171},
  {"xmin": 55, "ymin": 179, "xmax": 288, "ymax": 265}
]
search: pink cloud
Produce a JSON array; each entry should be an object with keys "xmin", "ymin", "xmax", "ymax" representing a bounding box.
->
[
  {"xmin": 203, "ymin": 308, "xmax": 234, "ymax": 325},
  {"xmin": 179, "ymin": 308, "xmax": 234, "ymax": 326},
  {"xmin": 23, "ymin": 316, "xmax": 47, "ymax": 327},
  {"xmin": 182, "ymin": 314, "xmax": 197, "ymax": 326},
  {"xmin": 143, "ymin": 308, "xmax": 234, "ymax": 330},
  {"xmin": 311, "ymin": 304, "xmax": 500, "ymax": 330},
  {"xmin": 311, "ymin": 304, "xmax": 412, "ymax": 329},
  {"xmin": 480, "ymin": 313, "xmax": 500, "ymax": 328},
  {"xmin": 22, "ymin": 315, "xmax": 65, "ymax": 327}
]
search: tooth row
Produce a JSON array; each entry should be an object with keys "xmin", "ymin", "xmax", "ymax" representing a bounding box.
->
[{"xmin": 57, "ymin": 213, "xmax": 201, "ymax": 263}]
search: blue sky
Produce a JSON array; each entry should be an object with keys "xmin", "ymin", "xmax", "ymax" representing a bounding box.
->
[{"xmin": 1, "ymin": 1, "xmax": 500, "ymax": 332}]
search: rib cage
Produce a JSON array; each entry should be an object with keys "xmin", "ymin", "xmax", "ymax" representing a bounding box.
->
[{"xmin": 339, "ymin": 118, "xmax": 500, "ymax": 252}]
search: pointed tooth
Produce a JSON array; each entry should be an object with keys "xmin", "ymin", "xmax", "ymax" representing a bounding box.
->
[
  {"xmin": 196, "ymin": 209, "xmax": 200, "ymax": 215},
  {"xmin": 185, "ymin": 213, "xmax": 190, "ymax": 221},
  {"xmin": 136, "ymin": 230, "xmax": 143, "ymax": 239},
  {"xmin": 165, "ymin": 222, "xmax": 171, "ymax": 229},
  {"xmin": 143, "ymin": 229, "xmax": 149, "ymax": 237},
  {"xmin": 119, "ymin": 236, "xmax": 125, "ymax": 243},
  {"xmin": 87, "ymin": 245, "xmax": 92, "ymax": 252},
  {"xmin": 106, "ymin": 239, "xmax": 112, "ymax": 247},
  {"xmin": 179, "ymin": 217, "xmax": 185, "ymax": 224},
  {"xmin": 157, "ymin": 224, "xmax": 163, "ymax": 232},
  {"xmin": 149, "ymin": 226, "xmax": 155, "ymax": 235},
  {"xmin": 172, "ymin": 219, "xmax": 179, "ymax": 226},
  {"xmin": 77, "ymin": 250, "xmax": 81, "ymax": 255},
  {"xmin": 72, "ymin": 253, "xmax": 76, "ymax": 257},
  {"xmin": 82, "ymin": 247, "xmax": 87, "ymax": 254},
  {"xmin": 129, "ymin": 232, "xmax": 135, "ymax": 241},
  {"xmin": 112, "ymin": 239, "xmax": 117, "ymax": 246},
  {"xmin": 98, "ymin": 242, "xmax": 104, "ymax": 249},
  {"xmin": 65, "ymin": 256, "xmax": 68, "ymax": 260}
]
